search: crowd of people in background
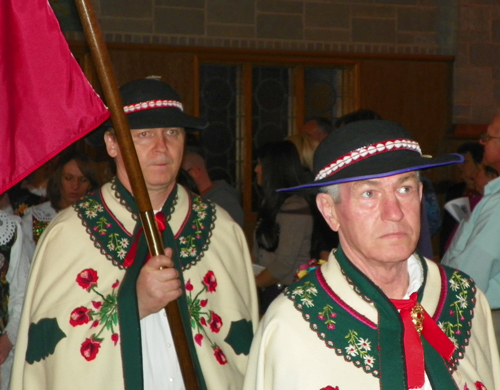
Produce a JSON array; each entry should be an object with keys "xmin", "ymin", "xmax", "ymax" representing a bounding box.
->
[{"xmin": 1, "ymin": 80, "xmax": 499, "ymax": 389}]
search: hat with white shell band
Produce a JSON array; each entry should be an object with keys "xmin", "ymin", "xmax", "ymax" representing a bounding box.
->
[{"xmin": 278, "ymin": 120, "xmax": 463, "ymax": 192}]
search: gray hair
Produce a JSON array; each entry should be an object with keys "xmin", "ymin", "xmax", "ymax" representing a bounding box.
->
[{"xmin": 319, "ymin": 184, "xmax": 341, "ymax": 203}]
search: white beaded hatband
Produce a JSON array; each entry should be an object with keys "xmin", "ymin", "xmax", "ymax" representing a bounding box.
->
[
  {"xmin": 123, "ymin": 99, "xmax": 184, "ymax": 114},
  {"xmin": 315, "ymin": 138, "xmax": 422, "ymax": 181}
]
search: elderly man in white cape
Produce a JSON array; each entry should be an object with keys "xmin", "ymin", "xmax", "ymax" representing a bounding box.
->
[
  {"xmin": 243, "ymin": 120, "xmax": 500, "ymax": 390},
  {"xmin": 11, "ymin": 78, "xmax": 259, "ymax": 390}
]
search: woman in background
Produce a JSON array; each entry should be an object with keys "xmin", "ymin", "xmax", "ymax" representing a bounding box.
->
[
  {"xmin": 21, "ymin": 150, "xmax": 99, "ymax": 261},
  {"xmin": 253, "ymin": 141, "xmax": 313, "ymax": 314}
]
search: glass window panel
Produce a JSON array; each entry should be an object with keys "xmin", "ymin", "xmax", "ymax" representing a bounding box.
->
[
  {"xmin": 251, "ymin": 66, "xmax": 292, "ymax": 212},
  {"xmin": 304, "ymin": 67, "xmax": 342, "ymax": 123},
  {"xmin": 198, "ymin": 64, "xmax": 242, "ymax": 191}
]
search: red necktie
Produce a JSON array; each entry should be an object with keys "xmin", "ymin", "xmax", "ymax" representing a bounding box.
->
[{"xmin": 390, "ymin": 292, "xmax": 456, "ymax": 389}]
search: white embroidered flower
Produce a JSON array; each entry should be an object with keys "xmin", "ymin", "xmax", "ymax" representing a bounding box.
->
[
  {"xmin": 301, "ymin": 298, "xmax": 314, "ymax": 308},
  {"xmin": 305, "ymin": 286, "xmax": 318, "ymax": 295},
  {"xmin": 363, "ymin": 355, "xmax": 375, "ymax": 368},
  {"xmin": 179, "ymin": 237, "xmax": 188, "ymax": 244},
  {"xmin": 189, "ymin": 248, "xmax": 197, "ymax": 256},
  {"xmin": 117, "ymin": 249, "xmax": 127, "ymax": 259},
  {"xmin": 107, "ymin": 243, "xmax": 115, "ymax": 251},
  {"xmin": 180, "ymin": 249, "xmax": 189, "ymax": 258},
  {"xmin": 193, "ymin": 205, "xmax": 200, "ymax": 212},
  {"xmin": 457, "ymin": 294, "xmax": 468, "ymax": 309},
  {"xmin": 86, "ymin": 210, "xmax": 98, "ymax": 218},
  {"xmin": 80, "ymin": 202, "xmax": 89, "ymax": 208},
  {"xmin": 345, "ymin": 344, "xmax": 358, "ymax": 356},
  {"xmin": 460, "ymin": 278, "xmax": 470, "ymax": 289},
  {"xmin": 357, "ymin": 338, "xmax": 371, "ymax": 351},
  {"xmin": 120, "ymin": 238, "xmax": 129, "ymax": 248},
  {"xmin": 94, "ymin": 205, "xmax": 104, "ymax": 212},
  {"xmin": 292, "ymin": 288, "xmax": 304, "ymax": 296},
  {"xmin": 449, "ymin": 279, "xmax": 459, "ymax": 291},
  {"xmin": 198, "ymin": 211, "xmax": 206, "ymax": 219}
]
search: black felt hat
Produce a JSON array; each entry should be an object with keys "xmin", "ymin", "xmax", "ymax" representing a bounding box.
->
[
  {"xmin": 85, "ymin": 78, "xmax": 207, "ymax": 147},
  {"xmin": 279, "ymin": 120, "xmax": 463, "ymax": 191}
]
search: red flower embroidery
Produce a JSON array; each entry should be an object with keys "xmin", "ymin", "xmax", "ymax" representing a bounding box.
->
[
  {"xmin": 76, "ymin": 269, "xmax": 99, "ymax": 291},
  {"xmin": 70, "ymin": 307, "xmax": 92, "ymax": 326},
  {"xmin": 320, "ymin": 387, "xmax": 339, "ymax": 390},
  {"xmin": 209, "ymin": 311, "xmax": 223, "ymax": 333},
  {"xmin": 91, "ymin": 320, "xmax": 99, "ymax": 328},
  {"xmin": 200, "ymin": 317, "xmax": 207, "ymax": 326},
  {"xmin": 202, "ymin": 271, "xmax": 217, "ymax": 292},
  {"xmin": 213, "ymin": 346, "xmax": 227, "ymax": 365},
  {"xmin": 111, "ymin": 333, "xmax": 119, "ymax": 346},
  {"xmin": 200, "ymin": 299, "xmax": 208, "ymax": 307},
  {"xmin": 475, "ymin": 382, "xmax": 487, "ymax": 390},
  {"xmin": 194, "ymin": 334, "xmax": 203, "ymax": 346},
  {"xmin": 80, "ymin": 338, "xmax": 102, "ymax": 361},
  {"xmin": 112, "ymin": 280, "xmax": 120, "ymax": 289},
  {"xmin": 92, "ymin": 301, "xmax": 102, "ymax": 309},
  {"xmin": 186, "ymin": 279, "xmax": 193, "ymax": 291}
]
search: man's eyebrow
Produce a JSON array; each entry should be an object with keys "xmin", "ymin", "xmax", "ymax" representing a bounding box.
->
[
  {"xmin": 352, "ymin": 173, "xmax": 418, "ymax": 189},
  {"xmin": 352, "ymin": 178, "xmax": 381, "ymax": 189},
  {"xmin": 396, "ymin": 173, "xmax": 419, "ymax": 184}
]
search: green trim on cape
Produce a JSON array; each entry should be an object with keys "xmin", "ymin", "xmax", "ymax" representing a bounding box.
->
[{"xmin": 286, "ymin": 246, "xmax": 475, "ymax": 390}]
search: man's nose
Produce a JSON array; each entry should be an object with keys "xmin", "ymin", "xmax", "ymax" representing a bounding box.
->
[
  {"xmin": 153, "ymin": 133, "xmax": 169, "ymax": 151},
  {"xmin": 381, "ymin": 194, "xmax": 404, "ymax": 221}
]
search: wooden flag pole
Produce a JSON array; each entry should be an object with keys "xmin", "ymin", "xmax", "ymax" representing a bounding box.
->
[{"xmin": 74, "ymin": 1, "xmax": 200, "ymax": 388}]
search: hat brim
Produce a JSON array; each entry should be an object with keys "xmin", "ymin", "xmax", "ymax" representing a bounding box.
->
[
  {"xmin": 277, "ymin": 151, "xmax": 464, "ymax": 192},
  {"xmin": 125, "ymin": 108, "xmax": 208, "ymax": 130},
  {"xmin": 84, "ymin": 107, "xmax": 208, "ymax": 147}
]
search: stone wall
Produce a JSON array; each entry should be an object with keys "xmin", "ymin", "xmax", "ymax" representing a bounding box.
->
[{"xmin": 64, "ymin": 0, "xmax": 500, "ymax": 125}]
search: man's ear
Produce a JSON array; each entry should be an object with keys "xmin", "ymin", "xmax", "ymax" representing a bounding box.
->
[
  {"xmin": 104, "ymin": 131, "xmax": 118, "ymax": 158},
  {"xmin": 316, "ymin": 193, "xmax": 340, "ymax": 232}
]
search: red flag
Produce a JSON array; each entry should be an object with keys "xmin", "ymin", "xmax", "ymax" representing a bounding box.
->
[{"xmin": 0, "ymin": 0, "xmax": 110, "ymax": 194}]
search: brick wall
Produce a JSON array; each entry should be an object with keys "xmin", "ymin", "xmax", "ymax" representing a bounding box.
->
[
  {"xmin": 64, "ymin": 0, "xmax": 500, "ymax": 125},
  {"xmin": 455, "ymin": 0, "xmax": 500, "ymax": 124}
]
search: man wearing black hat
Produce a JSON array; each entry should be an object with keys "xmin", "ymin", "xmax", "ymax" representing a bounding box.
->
[
  {"xmin": 244, "ymin": 120, "xmax": 500, "ymax": 390},
  {"xmin": 11, "ymin": 78, "xmax": 259, "ymax": 390}
]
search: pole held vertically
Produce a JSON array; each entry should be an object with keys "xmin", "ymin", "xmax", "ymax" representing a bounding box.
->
[{"xmin": 73, "ymin": 1, "xmax": 200, "ymax": 388}]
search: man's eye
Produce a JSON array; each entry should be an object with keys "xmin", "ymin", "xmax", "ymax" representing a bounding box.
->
[
  {"xmin": 399, "ymin": 186, "xmax": 412, "ymax": 194},
  {"xmin": 362, "ymin": 190, "xmax": 374, "ymax": 198},
  {"xmin": 166, "ymin": 129, "xmax": 178, "ymax": 136},
  {"xmin": 138, "ymin": 131, "xmax": 149, "ymax": 138}
]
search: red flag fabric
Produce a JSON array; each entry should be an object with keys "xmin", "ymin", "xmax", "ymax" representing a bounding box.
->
[{"xmin": 0, "ymin": 0, "xmax": 110, "ymax": 194}]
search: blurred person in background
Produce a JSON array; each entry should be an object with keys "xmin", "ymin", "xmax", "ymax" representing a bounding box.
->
[
  {"xmin": 21, "ymin": 150, "xmax": 99, "ymax": 261},
  {"xmin": 253, "ymin": 140, "xmax": 313, "ymax": 314},
  {"xmin": 299, "ymin": 117, "xmax": 334, "ymax": 143},
  {"xmin": 0, "ymin": 211, "xmax": 29, "ymax": 390},
  {"xmin": 182, "ymin": 151, "xmax": 244, "ymax": 228},
  {"xmin": 439, "ymin": 142, "xmax": 483, "ymax": 257}
]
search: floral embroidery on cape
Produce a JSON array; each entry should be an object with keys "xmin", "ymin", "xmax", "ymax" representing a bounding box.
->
[
  {"xmin": 70, "ymin": 268, "xmax": 120, "ymax": 361},
  {"xmin": 287, "ymin": 274, "xmax": 379, "ymax": 376},
  {"xmin": 75, "ymin": 186, "xmax": 215, "ymax": 270},
  {"xmin": 186, "ymin": 270, "xmax": 228, "ymax": 365}
]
